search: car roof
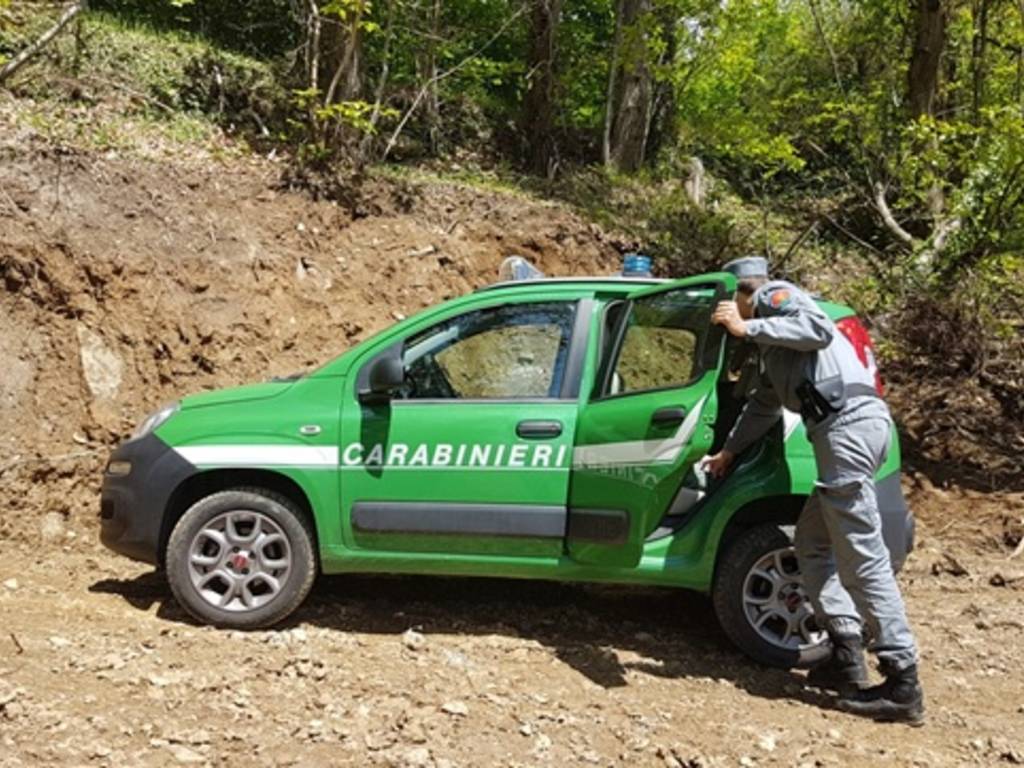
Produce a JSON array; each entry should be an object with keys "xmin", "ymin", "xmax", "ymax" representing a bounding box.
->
[
  {"xmin": 475, "ymin": 275, "xmax": 857, "ymax": 320},
  {"xmin": 476, "ymin": 277, "xmax": 671, "ymax": 293}
]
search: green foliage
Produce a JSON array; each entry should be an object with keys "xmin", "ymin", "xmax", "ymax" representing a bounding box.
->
[
  {"xmin": 299, "ymin": 91, "xmax": 398, "ymax": 135},
  {"xmin": 90, "ymin": 0, "xmax": 299, "ymax": 58}
]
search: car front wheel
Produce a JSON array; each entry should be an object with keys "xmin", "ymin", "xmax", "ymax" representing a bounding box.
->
[
  {"xmin": 166, "ymin": 488, "xmax": 317, "ymax": 629},
  {"xmin": 712, "ymin": 524, "xmax": 830, "ymax": 668}
]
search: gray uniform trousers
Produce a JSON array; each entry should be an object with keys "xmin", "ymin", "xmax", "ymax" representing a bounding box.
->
[{"xmin": 794, "ymin": 397, "xmax": 919, "ymax": 671}]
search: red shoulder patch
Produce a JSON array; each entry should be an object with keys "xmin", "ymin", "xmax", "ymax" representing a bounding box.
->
[{"xmin": 769, "ymin": 289, "xmax": 791, "ymax": 308}]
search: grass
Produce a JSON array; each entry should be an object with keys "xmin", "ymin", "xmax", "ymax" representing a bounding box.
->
[
  {"xmin": 373, "ymin": 163, "xmax": 540, "ymax": 202},
  {"xmin": 1, "ymin": 8, "xmax": 281, "ymax": 159}
]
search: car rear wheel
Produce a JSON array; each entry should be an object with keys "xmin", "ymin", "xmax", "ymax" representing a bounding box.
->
[
  {"xmin": 166, "ymin": 488, "xmax": 316, "ymax": 629},
  {"xmin": 712, "ymin": 524, "xmax": 830, "ymax": 669}
]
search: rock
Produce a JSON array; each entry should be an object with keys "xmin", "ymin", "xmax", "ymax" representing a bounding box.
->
[
  {"xmin": 400, "ymin": 746, "xmax": 433, "ymax": 768},
  {"xmin": 48, "ymin": 635, "xmax": 71, "ymax": 649},
  {"xmin": 40, "ymin": 513, "xmax": 66, "ymax": 543},
  {"xmin": 76, "ymin": 326, "xmax": 123, "ymax": 400},
  {"xmin": 165, "ymin": 743, "xmax": 205, "ymax": 764},
  {"xmin": 533, "ymin": 734, "xmax": 552, "ymax": 753},
  {"xmin": 441, "ymin": 701, "xmax": 468, "ymax": 717},
  {"xmin": 177, "ymin": 730, "xmax": 211, "ymax": 746},
  {"xmin": 2, "ymin": 578, "xmax": 17, "ymax": 591},
  {"xmin": 402, "ymin": 629, "xmax": 426, "ymax": 651},
  {"xmin": 0, "ymin": 690, "xmax": 15, "ymax": 708},
  {"xmin": 96, "ymin": 652, "xmax": 126, "ymax": 671},
  {"xmin": 365, "ymin": 731, "xmax": 395, "ymax": 751},
  {"xmin": 441, "ymin": 649, "xmax": 468, "ymax": 669},
  {"xmin": 757, "ymin": 733, "xmax": 777, "ymax": 752}
]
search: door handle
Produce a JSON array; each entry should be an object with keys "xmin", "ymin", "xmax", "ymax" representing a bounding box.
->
[
  {"xmin": 516, "ymin": 420, "xmax": 563, "ymax": 439},
  {"xmin": 651, "ymin": 407, "xmax": 686, "ymax": 428}
]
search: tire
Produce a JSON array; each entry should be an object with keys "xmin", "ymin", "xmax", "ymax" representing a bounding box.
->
[
  {"xmin": 166, "ymin": 488, "xmax": 317, "ymax": 629},
  {"xmin": 712, "ymin": 524, "xmax": 830, "ymax": 669}
]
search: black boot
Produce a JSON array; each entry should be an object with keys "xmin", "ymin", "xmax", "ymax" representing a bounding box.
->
[
  {"xmin": 806, "ymin": 629, "xmax": 869, "ymax": 694},
  {"xmin": 839, "ymin": 664, "xmax": 925, "ymax": 725}
]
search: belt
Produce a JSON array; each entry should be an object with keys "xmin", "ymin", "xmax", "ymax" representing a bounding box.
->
[{"xmin": 844, "ymin": 383, "xmax": 881, "ymax": 401}]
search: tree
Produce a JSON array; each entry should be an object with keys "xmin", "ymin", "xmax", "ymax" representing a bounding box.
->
[
  {"xmin": 908, "ymin": 0, "xmax": 947, "ymax": 118},
  {"xmin": 605, "ymin": 0, "xmax": 654, "ymax": 172},
  {"xmin": 296, "ymin": 0, "xmax": 370, "ymax": 150},
  {"xmin": 523, "ymin": 0, "xmax": 562, "ymax": 176},
  {"xmin": 415, "ymin": 0, "xmax": 443, "ymax": 156}
]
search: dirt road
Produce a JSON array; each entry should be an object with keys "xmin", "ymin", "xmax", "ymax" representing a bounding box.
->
[{"xmin": 1, "ymin": 492, "xmax": 1022, "ymax": 768}]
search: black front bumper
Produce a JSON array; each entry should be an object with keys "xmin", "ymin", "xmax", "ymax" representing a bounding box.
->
[{"xmin": 99, "ymin": 433, "xmax": 197, "ymax": 565}]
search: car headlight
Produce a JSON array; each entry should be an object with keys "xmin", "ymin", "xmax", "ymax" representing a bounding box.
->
[{"xmin": 131, "ymin": 402, "xmax": 180, "ymax": 440}]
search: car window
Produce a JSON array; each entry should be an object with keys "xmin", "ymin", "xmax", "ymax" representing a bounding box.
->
[
  {"xmin": 603, "ymin": 287, "xmax": 716, "ymax": 396},
  {"xmin": 400, "ymin": 302, "xmax": 577, "ymax": 399}
]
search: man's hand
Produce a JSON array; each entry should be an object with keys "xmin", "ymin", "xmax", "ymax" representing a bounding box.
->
[
  {"xmin": 702, "ymin": 449, "xmax": 735, "ymax": 479},
  {"xmin": 712, "ymin": 301, "xmax": 748, "ymax": 338}
]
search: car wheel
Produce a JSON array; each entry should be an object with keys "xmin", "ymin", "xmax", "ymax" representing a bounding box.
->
[
  {"xmin": 712, "ymin": 524, "xmax": 830, "ymax": 669},
  {"xmin": 166, "ymin": 488, "xmax": 317, "ymax": 629}
]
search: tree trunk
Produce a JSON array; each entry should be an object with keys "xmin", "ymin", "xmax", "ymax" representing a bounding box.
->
[
  {"xmin": 303, "ymin": 0, "xmax": 322, "ymax": 139},
  {"xmin": 323, "ymin": 10, "xmax": 364, "ymax": 106},
  {"xmin": 642, "ymin": 7, "xmax": 676, "ymax": 164},
  {"xmin": 358, "ymin": 0, "xmax": 396, "ymax": 163},
  {"xmin": 523, "ymin": 0, "xmax": 562, "ymax": 177},
  {"xmin": 608, "ymin": 0, "xmax": 653, "ymax": 172},
  {"xmin": 970, "ymin": 0, "xmax": 990, "ymax": 121},
  {"xmin": 415, "ymin": 0, "xmax": 442, "ymax": 156},
  {"xmin": 318, "ymin": 5, "xmax": 365, "ymax": 149},
  {"xmin": 908, "ymin": 0, "xmax": 947, "ymax": 118},
  {"xmin": 601, "ymin": 0, "xmax": 625, "ymax": 167}
]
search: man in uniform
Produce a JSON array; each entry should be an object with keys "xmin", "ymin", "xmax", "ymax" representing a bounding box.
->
[{"xmin": 702, "ymin": 256, "xmax": 925, "ymax": 725}]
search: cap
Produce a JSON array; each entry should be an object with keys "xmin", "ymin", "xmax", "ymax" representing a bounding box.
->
[{"xmin": 722, "ymin": 256, "xmax": 769, "ymax": 280}]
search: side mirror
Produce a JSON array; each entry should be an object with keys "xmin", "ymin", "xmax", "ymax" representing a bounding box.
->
[{"xmin": 359, "ymin": 351, "xmax": 405, "ymax": 403}]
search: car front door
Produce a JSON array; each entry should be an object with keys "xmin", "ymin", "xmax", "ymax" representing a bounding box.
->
[
  {"xmin": 339, "ymin": 296, "xmax": 591, "ymax": 558},
  {"xmin": 568, "ymin": 275, "xmax": 734, "ymax": 567}
]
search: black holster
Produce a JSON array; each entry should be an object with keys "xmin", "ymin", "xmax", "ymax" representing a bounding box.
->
[
  {"xmin": 796, "ymin": 376, "xmax": 845, "ymax": 425},
  {"xmin": 797, "ymin": 377, "xmax": 880, "ymax": 426}
]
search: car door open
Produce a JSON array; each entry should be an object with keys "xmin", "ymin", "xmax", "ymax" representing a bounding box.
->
[{"xmin": 567, "ymin": 274, "xmax": 735, "ymax": 567}]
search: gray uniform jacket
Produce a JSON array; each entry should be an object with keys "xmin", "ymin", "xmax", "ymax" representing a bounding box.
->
[{"xmin": 723, "ymin": 280, "xmax": 883, "ymax": 455}]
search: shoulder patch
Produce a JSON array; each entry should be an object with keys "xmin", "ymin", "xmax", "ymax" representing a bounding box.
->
[{"xmin": 768, "ymin": 289, "xmax": 791, "ymax": 309}]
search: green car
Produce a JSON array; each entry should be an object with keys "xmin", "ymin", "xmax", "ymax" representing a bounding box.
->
[{"xmin": 100, "ymin": 271, "xmax": 913, "ymax": 668}]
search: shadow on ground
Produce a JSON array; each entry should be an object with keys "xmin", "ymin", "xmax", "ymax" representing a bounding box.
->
[{"xmin": 90, "ymin": 570, "xmax": 841, "ymax": 712}]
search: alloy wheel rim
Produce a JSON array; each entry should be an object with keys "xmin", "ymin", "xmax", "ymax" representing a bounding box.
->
[
  {"xmin": 741, "ymin": 546, "xmax": 827, "ymax": 652},
  {"xmin": 188, "ymin": 510, "xmax": 292, "ymax": 612}
]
